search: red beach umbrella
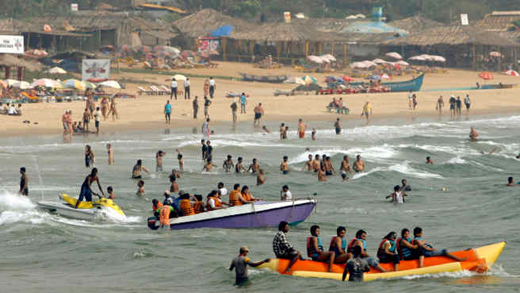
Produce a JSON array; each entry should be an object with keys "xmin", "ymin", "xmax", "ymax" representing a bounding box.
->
[{"xmin": 478, "ymin": 72, "xmax": 494, "ymax": 80}]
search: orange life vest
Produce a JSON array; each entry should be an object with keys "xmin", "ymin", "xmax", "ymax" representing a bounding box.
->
[
  {"xmin": 206, "ymin": 196, "xmax": 222, "ymax": 211},
  {"xmin": 180, "ymin": 199, "xmax": 195, "ymax": 216},
  {"xmin": 193, "ymin": 201, "xmax": 204, "ymax": 214},
  {"xmin": 229, "ymin": 190, "xmax": 242, "ymax": 206},
  {"xmin": 159, "ymin": 205, "xmax": 171, "ymax": 226},
  {"xmin": 242, "ymin": 192, "xmax": 252, "ymax": 201},
  {"xmin": 153, "ymin": 202, "xmax": 163, "ymax": 212}
]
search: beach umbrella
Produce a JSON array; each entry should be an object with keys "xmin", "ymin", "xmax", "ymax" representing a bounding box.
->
[
  {"xmin": 302, "ymin": 75, "xmax": 317, "ymax": 84},
  {"xmin": 342, "ymin": 76, "xmax": 354, "ymax": 82},
  {"xmin": 172, "ymin": 74, "xmax": 187, "ymax": 81},
  {"xmin": 308, "ymin": 55, "xmax": 323, "ymax": 64},
  {"xmin": 350, "ymin": 61, "xmax": 367, "ymax": 69},
  {"xmin": 99, "ymin": 80, "xmax": 123, "ymax": 89},
  {"xmin": 47, "ymin": 67, "xmax": 67, "ymax": 74},
  {"xmin": 63, "ymin": 79, "xmax": 85, "ymax": 90},
  {"xmin": 385, "ymin": 52, "xmax": 402, "ymax": 60},
  {"xmin": 430, "ymin": 55, "xmax": 446, "ymax": 63},
  {"xmin": 30, "ymin": 78, "xmax": 61, "ymax": 88},
  {"xmin": 82, "ymin": 81, "xmax": 97, "ymax": 89},
  {"xmin": 395, "ymin": 60, "xmax": 410, "ymax": 66},
  {"xmin": 4, "ymin": 79, "xmax": 21, "ymax": 87},
  {"xmin": 321, "ymin": 54, "xmax": 336, "ymax": 62},
  {"xmin": 362, "ymin": 60, "xmax": 377, "ymax": 68},
  {"xmin": 372, "ymin": 58, "xmax": 387, "ymax": 64},
  {"xmin": 18, "ymin": 81, "xmax": 31, "ymax": 89},
  {"xmin": 490, "ymin": 51, "xmax": 503, "ymax": 58},
  {"xmin": 478, "ymin": 72, "xmax": 494, "ymax": 80},
  {"xmin": 504, "ymin": 70, "xmax": 520, "ymax": 77},
  {"xmin": 409, "ymin": 55, "xmax": 427, "ymax": 61}
]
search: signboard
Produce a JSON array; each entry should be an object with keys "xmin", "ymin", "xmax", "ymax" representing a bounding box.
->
[
  {"xmin": 82, "ymin": 59, "xmax": 110, "ymax": 81},
  {"xmin": 71, "ymin": 3, "xmax": 78, "ymax": 11},
  {"xmin": 197, "ymin": 37, "xmax": 220, "ymax": 56},
  {"xmin": 0, "ymin": 35, "xmax": 24, "ymax": 54},
  {"xmin": 461, "ymin": 14, "xmax": 469, "ymax": 25}
]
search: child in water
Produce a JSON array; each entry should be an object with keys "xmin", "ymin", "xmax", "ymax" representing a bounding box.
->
[
  {"xmin": 136, "ymin": 180, "xmax": 145, "ymax": 196},
  {"xmin": 107, "ymin": 186, "xmax": 116, "ymax": 199}
]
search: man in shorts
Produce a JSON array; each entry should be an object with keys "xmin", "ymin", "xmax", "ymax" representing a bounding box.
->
[
  {"xmin": 253, "ymin": 103, "xmax": 264, "ymax": 126},
  {"xmin": 164, "ymin": 100, "xmax": 172, "ymax": 124}
]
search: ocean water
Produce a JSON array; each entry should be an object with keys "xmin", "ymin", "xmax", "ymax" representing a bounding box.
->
[{"xmin": 1, "ymin": 114, "xmax": 519, "ymax": 292}]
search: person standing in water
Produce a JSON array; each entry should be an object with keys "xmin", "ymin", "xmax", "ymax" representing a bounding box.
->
[
  {"xmin": 256, "ymin": 169, "xmax": 266, "ymax": 185},
  {"xmin": 107, "ymin": 144, "xmax": 114, "ymax": 165},
  {"xmin": 334, "ymin": 118, "xmax": 341, "ymax": 135},
  {"xmin": 302, "ymin": 154, "xmax": 313, "ymax": 171},
  {"xmin": 19, "ymin": 167, "xmax": 28, "ymax": 196},
  {"xmin": 436, "ymin": 96, "xmax": 444, "ymax": 115},
  {"xmin": 469, "ymin": 127, "xmax": 479, "ymax": 141},
  {"xmin": 223, "ymin": 155, "xmax": 234, "ymax": 172},
  {"xmin": 229, "ymin": 246, "xmax": 270, "ymax": 286},
  {"xmin": 342, "ymin": 245, "xmax": 370, "ymax": 282},
  {"xmin": 202, "ymin": 118, "xmax": 210, "ymax": 139},
  {"xmin": 386, "ymin": 185, "xmax": 406, "ymax": 203},
  {"xmin": 85, "ymin": 145, "xmax": 94, "ymax": 168},
  {"xmin": 156, "ymin": 150, "xmax": 166, "ymax": 172},
  {"xmin": 253, "ymin": 103, "xmax": 264, "ymax": 127},
  {"xmin": 175, "ymin": 149, "xmax": 184, "ymax": 171},
  {"xmin": 280, "ymin": 156, "xmax": 290, "ymax": 174},
  {"xmin": 75, "ymin": 168, "xmax": 104, "ymax": 208},
  {"xmin": 132, "ymin": 160, "xmax": 150, "ymax": 179},
  {"xmin": 361, "ymin": 102, "xmax": 372, "ymax": 124},
  {"xmin": 353, "ymin": 155, "xmax": 365, "ymax": 173},
  {"xmin": 247, "ymin": 158, "xmax": 260, "ymax": 174},
  {"xmin": 298, "ymin": 119, "xmax": 307, "ymax": 139}
]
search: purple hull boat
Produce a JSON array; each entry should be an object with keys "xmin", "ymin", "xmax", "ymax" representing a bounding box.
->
[{"xmin": 148, "ymin": 199, "xmax": 316, "ymax": 230}]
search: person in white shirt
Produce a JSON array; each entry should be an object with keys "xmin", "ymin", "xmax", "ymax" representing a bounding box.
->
[
  {"xmin": 218, "ymin": 182, "xmax": 228, "ymax": 196},
  {"xmin": 209, "ymin": 77, "xmax": 216, "ymax": 98},
  {"xmin": 8, "ymin": 105, "xmax": 17, "ymax": 115},
  {"xmin": 386, "ymin": 185, "xmax": 406, "ymax": 204},
  {"xmin": 281, "ymin": 185, "xmax": 292, "ymax": 201},
  {"xmin": 184, "ymin": 78, "xmax": 191, "ymax": 100},
  {"xmin": 94, "ymin": 107, "xmax": 101, "ymax": 133},
  {"xmin": 464, "ymin": 94, "xmax": 471, "ymax": 112},
  {"xmin": 170, "ymin": 78, "xmax": 178, "ymax": 100}
]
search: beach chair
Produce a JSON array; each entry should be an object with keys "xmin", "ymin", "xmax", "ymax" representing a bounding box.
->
[
  {"xmin": 137, "ymin": 86, "xmax": 152, "ymax": 95},
  {"xmin": 161, "ymin": 85, "xmax": 171, "ymax": 95},
  {"xmin": 150, "ymin": 86, "xmax": 163, "ymax": 95}
]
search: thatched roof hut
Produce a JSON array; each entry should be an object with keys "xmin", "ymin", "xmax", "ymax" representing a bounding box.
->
[
  {"xmin": 384, "ymin": 25, "xmax": 516, "ymax": 47},
  {"xmin": 173, "ymin": 9, "xmax": 255, "ymax": 38},
  {"xmin": 231, "ymin": 21, "xmax": 343, "ymax": 42},
  {"xmin": 475, "ymin": 11, "xmax": 520, "ymax": 43},
  {"xmin": 388, "ymin": 15, "xmax": 442, "ymax": 34}
]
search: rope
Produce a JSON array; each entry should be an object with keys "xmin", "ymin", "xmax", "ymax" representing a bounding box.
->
[{"xmin": 251, "ymin": 202, "xmax": 262, "ymax": 226}]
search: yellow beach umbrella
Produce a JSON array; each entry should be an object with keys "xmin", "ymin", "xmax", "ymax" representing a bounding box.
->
[{"xmin": 63, "ymin": 79, "xmax": 85, "ymax": 90}]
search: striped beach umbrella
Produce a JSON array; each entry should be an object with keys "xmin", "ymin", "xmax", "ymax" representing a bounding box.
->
[
  {"xmin": 63, "ymin": 79, "xmax": 85, "ymax": 90},
  {"xmin": 81, "ymin": 81, "xmax": 97, "ymax": 89},
  {"xmin": 30, "ymin": 78, "xmax": 61, "ymax": 88}
]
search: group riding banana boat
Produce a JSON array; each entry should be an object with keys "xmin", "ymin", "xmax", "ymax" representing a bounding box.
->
[
  {"xmin": 37, "ymin": 194, "xmax": 126, "ymax": 221},
  {"xmin": 258, "ymin": 242, "xmax": 505, "ymax": 282}
]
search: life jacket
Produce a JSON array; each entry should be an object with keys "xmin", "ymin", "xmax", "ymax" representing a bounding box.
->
[
  {"xmin": 399, "ymin": 237, "xmax": 413, "ymax": 259},
  {"xmin": 329, "ymin": 236, "xmax": 347, "ymax": 254},
  {"xmin": 377, "ymin": 239, "xmax": 396, "ymax": 258},
  {"xmin": 180, "ymin": 199, "xmax": 194, "ymax": 216},
  {"xmin": 159, "ymin": 205, "xmax": 172, "ymax": 226},
  {"xmin": 306, "ymin": 236, "xmax": 323, "ymax": 258},
  {"xmin": 347, "ymin": 238, "xmax": 367, "ymax": 253},
  {"xmin": 229, "ymin": 190, "xmax": 242, "ymax": 206},
  {"xmin": 153, "ymin": 202, "xmax": 163, "ymax": 212},
  {"xmin": 193, "ymin": 201, "xmax": 204, "ymax": 214},
  {"xmin": 206, "ymin": 196, "xmax": 222, "ymax": 211},
  {"xmin": 242, "ymin": 192, "xmax": 252, "ymax": 201}
]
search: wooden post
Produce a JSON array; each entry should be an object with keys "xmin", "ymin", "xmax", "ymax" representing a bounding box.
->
[
  {"xmin": 343, "ymin": 43, "xmax": 347, "ymax": 65},
  {"xmin": 276, "ymin": 42, "xmax": 282, "ymax": 62},
  {"xmin": 318, "ymin": 42, "xmax": 322, "ymax": 55},
  {"xmin": 331, "ymin": 43, "xmax": 335, "ymax": 55},
  {"xmin": 194, "ymin": 38, "xmax": 198, "ymax": 51},
  {"xmin": 472, "ymin": 44, "xmax": 476, "ymax": 70},
  {"xmin": 52, "ymin": 35, "xmax": 57, "ymax": 52},
  {"xmin": 26, "ymin": 33, "xmax": 31, "ymax": 51},
  {"xmin": 222, "ymin": 37, "xmax": 228, "ymax": 61},
  {"xmin": 305, "ymin": 41, "xmax": 309, "ymax": 57}
]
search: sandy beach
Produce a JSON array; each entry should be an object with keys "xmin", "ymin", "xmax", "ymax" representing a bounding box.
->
[{"xmin": 1, "ymin": 62, "xmax": 520, "ymax": 137}]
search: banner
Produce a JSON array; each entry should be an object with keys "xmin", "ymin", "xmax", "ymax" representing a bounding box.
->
[
  {"xmin": 197, "ymin": 37, "xmax": 220, "ymax": 55},
  {"xmin": 0, "ymin": 35, "xmax": 24, "ymax": 54},
  {"xmin": 82, "ymin": 59, "xmax": 110, "ymax": 81}
]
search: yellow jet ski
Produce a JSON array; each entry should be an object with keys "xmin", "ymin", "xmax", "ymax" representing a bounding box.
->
[{"xmin": 37, "ymin": 194, "xmax": 125, "ymax": 221}]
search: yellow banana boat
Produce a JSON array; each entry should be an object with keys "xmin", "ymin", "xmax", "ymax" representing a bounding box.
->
[{"xmin": 259, "ymin": 242, "xmax": 505, "ymax": 282}]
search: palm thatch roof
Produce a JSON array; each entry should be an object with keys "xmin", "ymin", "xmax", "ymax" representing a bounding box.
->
[
  {"xmin": 384, "ymin": 25, "xmax": 517, "ymax": 47},
  {"xmin": 173, "ymin": 9, "xmax": 255, "ymax": 38},
  {"xmin": 388, "ymin": 15, "xmax": 442, "ymax": 34},
  {"xmin": 231, "ymin": 21, "xmax": 344, "ymax": 42},
  {"xmin": 0, "ymin": 55, "xmax": 42, "ymax": 71},
  {"xmin": 476, "ymin": 12, "xmax": 520, "ymax": 32}
]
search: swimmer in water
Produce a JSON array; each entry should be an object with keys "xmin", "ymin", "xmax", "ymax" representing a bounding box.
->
[
  {"xmin": 280, "ymin": 156, "xmax": 290, "ymax": 174},
  {"xmin": 256, "ymin": 169, "xmax": 266, "ymax": 185},
  {"xmin": 176, "ymin": 149, "xmax": 184, "ymax": 171},
  {"xmin": 203, "ymin": 159, "xmax": 213, "ymax": 172},
  {"xmin": 107, "ymin": 186, "xmax": 115, "ymax": 199},
  {"xmin": 386, "ymin": 185, "xmax": 406, "ymax": 203},
  {"xmin": 302, "ymin": 154, "xmax": 313, "ymax": 171},
  {"xmin": 317, "ymin": 167, "xmax": 327, "ymax": 181},
  {"xmin": 312, "ymin": 128, "xmax": 316, "ymax": 141},
  {"xmin": 339, "ymin": 155, "xmax": 353, "ymax": 175},
  {"xmin": 223, "ymin": 155, "xmax": 234, "ymax": 172},
  {"xmin": 353, "ymin": 155, "xmax": 365, "ymax": 173},
  {"xmin": 426, "ymin": 156, "xmax": 434, "ymax": 164},
  {"xmin": 469, "ymin": 127, "xmax": 479, "ymax": 141},
  {"xmin": 516, "ymin": 153, "xmax": 520, "ymax": 159},
  {"xmin": 262, "ymin": 125, "xmax": 270, "ymax": 133},
  {"xmin": 247, "ymin": 158, "xmax": 260, "ymax": 174},
  {"xmin": 132, "ymin": 160, "xmax": 149, "ymax": 179},
  {"xmin": 235, "ymin": 157, "xmax": 247, "ymax": 173},
  {"xmin": 323, "ymin": 156, "xmax": 336, "ymax": 176},
  {"xmin": 136, "ymin": 180, "xmax": 145, "ymax": 196},
  {"xmin": 312, "ymin": 154, "xmax": 321, "ymax": 172},
  {"xmin": 507, "ymin": 177, "xmax": 518, "ymax": 186}
]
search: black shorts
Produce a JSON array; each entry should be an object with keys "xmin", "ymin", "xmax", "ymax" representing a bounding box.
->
[
  {"xmin": 254, "ymin": 113, "xmax": 262, "ymax": 120},
  {"xmin": 325, "ymin": 171, "xmax": 333, "ymax": 176},
  {"xmin": 379, "ymin": 254, "xmax": 400, "ymax": 264},
  {"xmin": 277, "ymin": 250, "xmax": 298, "ymax": 260},
  {"xmin": 95, "ymin": 121, "xmax": 99, "ymax": 128}
]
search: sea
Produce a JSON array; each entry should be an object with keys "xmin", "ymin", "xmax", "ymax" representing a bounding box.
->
[{"xmin": 0, "ymin": 113, "xmax": 519, "ymax": 293}]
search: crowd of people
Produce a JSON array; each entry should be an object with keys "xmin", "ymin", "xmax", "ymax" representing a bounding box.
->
[{"xmin": 0, "ymin": 102, "xmax": 23, "ymax": 115}]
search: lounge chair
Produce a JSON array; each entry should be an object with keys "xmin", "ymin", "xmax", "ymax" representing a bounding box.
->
[
  {"xmin": 137, "ymin": 86, "xmax": 153, "ymax": 95},
  {"xmin": 160, "ymin": 86, "xmax": 171, "ymax": 94},
  {"xmin": 150, "ymin": 86, "xmax": 164, "ymax": 95}
]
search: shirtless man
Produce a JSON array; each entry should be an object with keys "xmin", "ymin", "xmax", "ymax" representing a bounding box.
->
[
  {"xmin": 312, "ymin": 129, "xmax": 316, "ymax": 141},
  {"xmin": 75, "ymin": 168, "xmax": 104, "ymax": 208},
  {"xmin": 61, "ymin": 110, "xmax": 68, "ymax": 138},
  {"xmin": 469, "ymin": 127, "xmax": 479, "ymax": 141},
  {"xmin": 171, "ymin": 169, "xmax": 182, "ymax": 179},
  {"xmin": 353, "ymin": 155, "xmax": 365, "ymax": 173},
  {"xmin": 223, "ymin": 155, "xmax": 234, "ymax": 172},
  {"xmin": 426, "ymin": 156, "xmax": 434, "ymax": 164},
  {"xmin": 334, "ymin": 118, "xmax": 341, "ymax": 135},
  {"xmin": 107, "ymin": 144, "xmax": 114, "ymax": 165},
  {"xmin": 339, "ymin": 156, "xmax": 353, "ymax": 176},
  {"xmin": 235, "ymin": 157, "xmax": 247, "ymax": 173},
  {"xmin": 323, "ymin": 156, "xmax": 336, "ymax": 176},
  {"xmin": 312, "ymin": 155, "xmax": 321, "ymax": 172},
  {"xmin": 156, "ymin": 150, "xmax": 166, "ymax": 172},
  {"xmin": 280, "ymin": 156, "xmax": 290, "ymax": 174},
  {"xmin": 132, "ymin": 160, "xmax": 149, "ymax": 179},
  {"xmin": 176, "ymin": 149, "xmax": 184, "ymax": 171},
  {"xmin": 302, "ymin": 154, "xmax": 313, "ymax": 171},
  {"xmin": 298, "ymin": 119, "xmax": 307, "ymax": 139},
  {"xmin": 253, "ymin": 103, "xmax": 264, "ymax": 127},
  {"xmin": 257, "ymin": 169, "xmax": 266, "ymax": 185},
  {"xmin": 247, "ymin": 158, "xmax": 260, "ymax": 174},
  {"xmin": 317, "ymin": 167, "xmax": 327, "ymax": 181},
  {"xmin": 280, "ymin": 123, "xmax": 286, "ymax": 140},
  {"xmin": 203, "ymin": 159, "xmax": 214, "ymax": 172},
  {"xmin": 169, "ymin": 175, "xmax": 179, "ymax": 192}
]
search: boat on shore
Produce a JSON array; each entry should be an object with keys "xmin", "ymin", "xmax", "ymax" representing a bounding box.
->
[
  {"xmin": 349, "ymin": 73, "xmax": 425, "ymax": 92},
  {"xmin": 147, "ymin": 198, "xmax": 316, "ymax": 230},
  {"xmin": 259, "ymin": 241, "xmax": 505, "ymax": 282},
  {"xmin": 37, "ymin": 194, "xmax": 126, "ymax": 221},
  {"xmin": 239, "ymin": 73, "xmax": 289, "ymax": 83}
]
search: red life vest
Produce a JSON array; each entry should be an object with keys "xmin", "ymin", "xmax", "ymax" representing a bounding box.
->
[
  {"xmin": 347, "ymin": 238, "xmax": 357, "ymax": 253},
  {"xmin": 376, "ymin": 239, "xmax": 388, "ymax": 258},
  {"xmin": 329, "ymin": 236, "xmax": 338, "ymax": 251},
  {"xmin": 396, "ymin": 238, "xmax": 403, "ymax": 259}
]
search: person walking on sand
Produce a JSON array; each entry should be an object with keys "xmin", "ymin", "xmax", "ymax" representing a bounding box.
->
[
  {"xmin": 101, "ymin": 97, "xmax": 109, "ymax": 120},
  {"xmin": 94, "ymin": 107, "xmax": 101, "ymax": 134},
  {"xmin": 109, "ymin": 98, "xmax": 119, "ymax": 121},
  {"xmin": 170, "ymin": 78, "xmax": 178, "ymax": 100},
  {"xmin": 408, "ymin": 90, "xmax": 413, "ymax": 109},
  {"xmin": 204, "ymin": 96, "xmax": 212, "ymax": 118},
  {"xmin": 184, "ymin": 77, "xmax": 190, "ymax": 99},
  {"xmin": 107, "ymin": 143, "xmax": 114, "ymax": 165},
  {"xmin": 253, "ymin": 103, "xmax": 264, "ymax": 126},
  {"xmin": 456, "ymin": 96, "xmax": 462, "ymax": 115},
  {"xmin": 192, "ymin": 96, "xmax": 199, "ymax": 119},
  {"xmin": 436, "ymin": 96, "xmax": 444, "ymax": 115},
  {"xmin": 209, "ymin": 77, "xmax": 216, "ymax": 98},
  {"xmin": 449, "ymin": 95, "xmax": 456, "ymax": 118},
  {"xmin": 230, "ymin": 100, "xmax": 238, "ymax": 123},
  {"xmin": 164, "ymin": 100, "xmax": 172, "ymax": 125},
  {"xmin": 412, "ymin": 94, "xmax": 418, "ymax": 110},
  {"xmin": 334, "ymin": 118, "xmax": 341, "ymax": 135},
  {"xmin": 361, "ymin": 101, "xmax": 372, "ymax": 124},
  {"xmin": 298, "ymin": 119, "xmax": 307, "ymax": 138},
  {"xmin": 239, "ymin": 93, "xmax": 247, "ymax": 114}
]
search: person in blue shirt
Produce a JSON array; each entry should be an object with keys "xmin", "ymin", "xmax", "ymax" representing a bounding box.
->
[
  {"xmin": 164, "ymin": 100, "xmax": 172, "ymax": 125},
  {"xmin": 240, "ymin": 93, "xmax": 247, "ymax": 114}
]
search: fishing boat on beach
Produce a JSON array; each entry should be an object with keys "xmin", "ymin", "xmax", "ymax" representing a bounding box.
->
[
  {"xmin": 349, "ymin": 73, "xmax": 424, "ymax": 93},
  {"xmin": 147, "ymin": 198, "xmax": 316, "ymax": 230},
  {"xmin": 259, "ymin": 241, "xmax": 505, "ymax": 282},
  {"xmin": 239, "ymin": 73, "xmax": 289, "ymax": 83}
]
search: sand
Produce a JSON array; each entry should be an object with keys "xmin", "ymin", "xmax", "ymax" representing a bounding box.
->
[{"xmin": 1, "ymin": 62, "xmax": 520, "ymax": 137}]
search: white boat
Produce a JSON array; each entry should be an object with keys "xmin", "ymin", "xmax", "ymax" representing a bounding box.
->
[{"xmin": 37, "ymin": 194, "xmax": 125, "ymax": 221}]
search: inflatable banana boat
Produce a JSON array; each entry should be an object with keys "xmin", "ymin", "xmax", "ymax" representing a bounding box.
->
[
  {"xmin": 38, "ymin": 194, "xmax": 125, "ymax": 221},
  {"xmin": 258, "ymin": 242, "xmax": 505, "ymax": 282}
]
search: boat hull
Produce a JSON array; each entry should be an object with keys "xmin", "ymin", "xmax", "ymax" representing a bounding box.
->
[
  {"xmin": 38, "ymin": 201, "xmax": 99, "ymax": 221},
  {"xmin": 258, "ymin": 242, "xmax": 505, "ymax": 282},
  {"xmin": 149, "ymin": 199, "xmax": 316, "ymax": 230},
  {"xmin": 350, "ymin": 73, "xmax": 424, "ymax": 92}
]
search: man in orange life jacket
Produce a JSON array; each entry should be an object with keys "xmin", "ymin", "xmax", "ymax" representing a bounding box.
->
[
  {"xmin": 329, "ymin": 226, "xmax": 352, "ymax": 264},
  {"xmin": 207, "ymin": 190, "xmax": 226, "ymax": 211},
  {"xmin": 307, "ymin": 225, "xmax": 335, "ymax": 272},
  {"xmin": 179, "ymin": 192, "xmax": 195, "ymax": 216},
  {"xmin": 229, "ymin": 184, "xmax": 251, "ymax": 206},
  {"xmin": 347, "ymin": 229, "xmax": 389, "ymax": 272}
]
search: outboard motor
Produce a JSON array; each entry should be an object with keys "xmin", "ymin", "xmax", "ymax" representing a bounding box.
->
[{"xmin": 147, "ymin": 216, "xmax": 160, "ymax": 230}]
